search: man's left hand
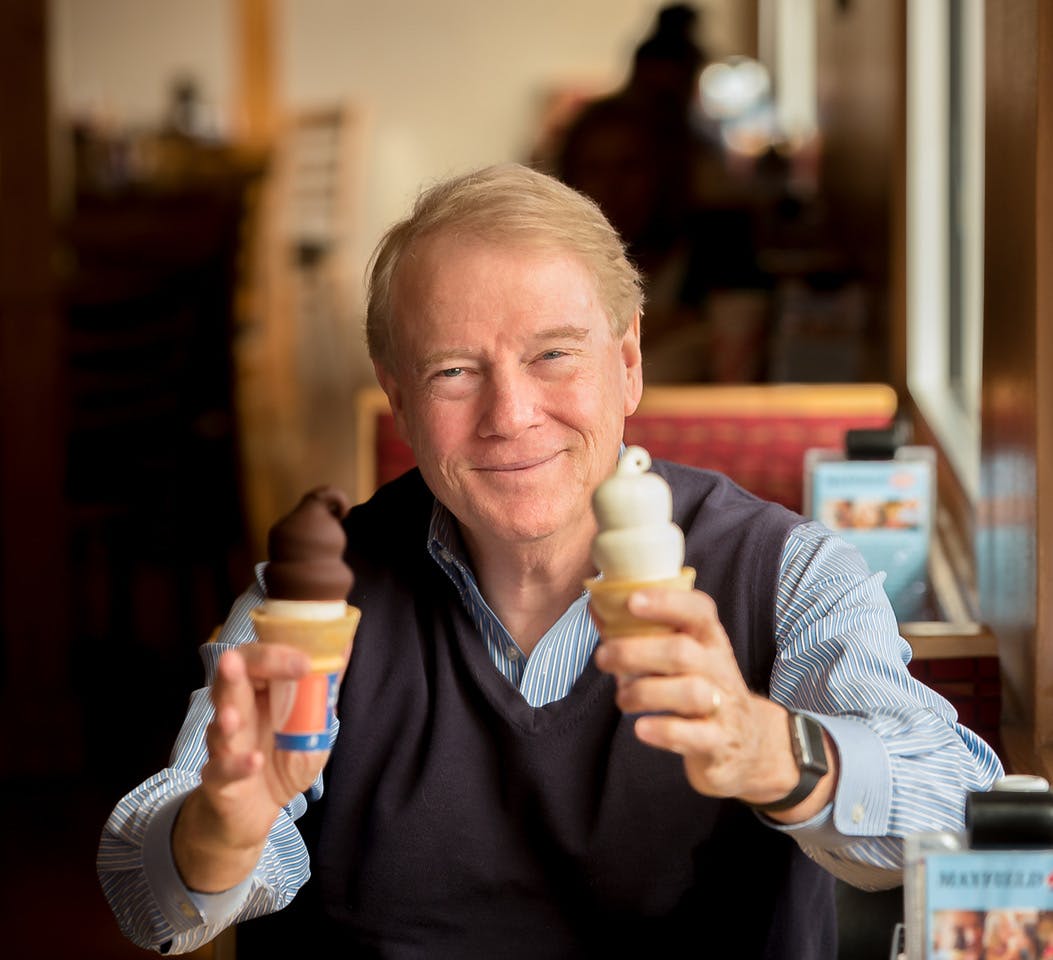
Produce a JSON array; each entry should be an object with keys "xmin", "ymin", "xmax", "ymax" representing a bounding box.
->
[{"xmin": 592, "ymin": 587, "xmax": 837, "ymax": 822}]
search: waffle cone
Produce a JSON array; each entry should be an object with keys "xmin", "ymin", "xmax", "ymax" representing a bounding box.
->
[
  {"xmin": 250, "ymin": 606, "xmax": 361, "ymax": 673},
  {"xmin": 584, "ymin": 567, "xmax": 695, "ymax": 637}
]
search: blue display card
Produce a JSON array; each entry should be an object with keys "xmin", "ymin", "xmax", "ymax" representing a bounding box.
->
[
  {"xmin": 804, "ymin": 447, "xmax": 935, "ymax": 622},
  {"xmin": 923, "ymin": 849, "xmax": 1053, "ymax": 959}
]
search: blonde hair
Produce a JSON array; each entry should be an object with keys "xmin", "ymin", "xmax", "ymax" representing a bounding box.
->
[{"xmin": 365, "ymin": 163, "xmax": 643, "ymax": 365}]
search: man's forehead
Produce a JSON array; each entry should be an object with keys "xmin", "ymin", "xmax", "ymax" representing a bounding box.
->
[
  {"xmin": 398, "ymin": 230, "xmax": 586, "ymax": 281},
  {"xmin": 386, "ymin": 231, "xmax": 608, "ymax": 358}
]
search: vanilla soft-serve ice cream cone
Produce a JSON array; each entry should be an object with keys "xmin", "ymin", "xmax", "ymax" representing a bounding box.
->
[
  {"xmin": 585, "ymin": 447, "xmax": 695, "ymax": 636},
  {"xmin": 251, "ymin": 486, "xmax": 360, "ymax": 750}
]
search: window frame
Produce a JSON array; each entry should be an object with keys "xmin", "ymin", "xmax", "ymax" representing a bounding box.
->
[{"xmin": 906, "ymin": 0, "xmax": 984, "ymax": 502}]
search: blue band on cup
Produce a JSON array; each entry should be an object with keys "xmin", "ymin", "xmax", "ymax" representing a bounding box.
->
[{"xmin": 275, "ymin": 731, "xmax": 329, "ymax": 751}]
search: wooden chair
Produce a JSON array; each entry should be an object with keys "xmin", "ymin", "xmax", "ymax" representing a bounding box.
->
[{"xmin": 235, "ymin": 101, "xmax": 366, "ymax": 558}]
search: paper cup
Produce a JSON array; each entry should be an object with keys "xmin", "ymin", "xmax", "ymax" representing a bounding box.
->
[
  {"xmin": 250, "ymin": 606, "xmax": 360, "ymax": 751},
  {"xmin": 584, "ymin": 567, "xmax": 696, "ymax": 637}
]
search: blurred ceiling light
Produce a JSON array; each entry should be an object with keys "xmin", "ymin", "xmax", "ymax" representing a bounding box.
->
[{"xmin": 699, "ymin": 56, "xmax": 771, "ymax": 120}]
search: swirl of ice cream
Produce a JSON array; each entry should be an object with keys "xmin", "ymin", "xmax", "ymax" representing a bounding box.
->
[
  {"xmin": 264, "ymin": 486, "xmax": 354, "ymax": 605},
  {"xmin": 590, "ymin": 446, "xmax": 685, "ymax": 581}
]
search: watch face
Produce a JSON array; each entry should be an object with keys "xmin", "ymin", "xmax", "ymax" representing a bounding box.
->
[
  {"xmin": 792, "ymin": 713, "xmax": 829, "ymax": 775},
  {"xmin": 751, "ymin": 712, "xmax": 829, "ymax": 813}
]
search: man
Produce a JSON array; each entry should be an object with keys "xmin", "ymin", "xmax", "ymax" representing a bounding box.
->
[{"xmin": 99, "ymin": 163, "xmax": 1002, "ymax": 957}]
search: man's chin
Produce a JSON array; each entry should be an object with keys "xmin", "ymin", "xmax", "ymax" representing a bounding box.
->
[{"xmin": 464, "ymin": 505, "xmax": 576, "ymax": 548}]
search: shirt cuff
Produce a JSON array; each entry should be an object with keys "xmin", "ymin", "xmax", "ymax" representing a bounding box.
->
[
  {"xmin": 758, "ymin": 712, "xmax": 893, "ymax": 846},
  {"xmin": 142, "ymin": 791, "xmax": 254, "ymax": 933}
]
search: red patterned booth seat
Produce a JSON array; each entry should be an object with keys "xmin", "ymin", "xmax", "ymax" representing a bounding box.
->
[
  {"xmin": 353, "ymin": 382, "xmax": 899, "ymax": 511},
  {"xmin": 621, "ymin": 384, "xmax": 897, "ymax": 511},
  {"xmin": 368, "ymin": 404, "xmax": 419, "ymax": 495}
]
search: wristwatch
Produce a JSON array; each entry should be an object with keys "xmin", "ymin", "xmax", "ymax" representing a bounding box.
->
[{"xmin": 751, "ymin": 711, "xmax": 829, "ymax": 813}]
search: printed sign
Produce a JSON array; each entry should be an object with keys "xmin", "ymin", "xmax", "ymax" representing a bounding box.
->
[
  {"xmin": 923, "ymin": 849, "xmax": 1053, "ymax": 959},
  {"xmin": 804, "ymin": 447, "xmax": 935, "ymax": 621}
]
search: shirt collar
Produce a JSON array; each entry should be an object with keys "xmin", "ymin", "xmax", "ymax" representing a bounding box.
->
[{"xmin": 427, "ymin": 500, "xmax": 478, "ymax": 596}]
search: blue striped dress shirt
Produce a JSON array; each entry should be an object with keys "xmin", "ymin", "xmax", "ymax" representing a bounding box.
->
[{"xmin": 97, "ymin": 509, "xmax": 1003, "ymax": 954}]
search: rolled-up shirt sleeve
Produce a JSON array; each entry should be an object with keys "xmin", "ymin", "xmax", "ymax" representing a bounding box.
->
[
  {"xmin": 764, "ymin": 521, "xmax": 1003, "ymax": 890},
  {"xmin": 96, "ymin": 572, "xmax": 328, "ymax": 953}
]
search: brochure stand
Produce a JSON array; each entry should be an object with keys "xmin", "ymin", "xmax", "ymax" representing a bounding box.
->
[
  {"xmin": 903, "ymin": 778, "xmax": 1053, "ymax": 959},
  {"xmin": 804, "ymin": 445, "xmax": 937, "ymax": 622}
]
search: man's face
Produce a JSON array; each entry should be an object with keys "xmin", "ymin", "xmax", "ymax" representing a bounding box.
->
[{"xmin": 375, "ymin": 232, "xmax": 643, "ymax": 555}]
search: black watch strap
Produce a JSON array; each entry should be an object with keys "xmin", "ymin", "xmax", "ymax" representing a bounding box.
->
[{"xmin": 750, "ymin": 711, "xmax": 829, "ymax": 814}]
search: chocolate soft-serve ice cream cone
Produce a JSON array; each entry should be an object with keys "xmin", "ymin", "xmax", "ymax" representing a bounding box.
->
[
  {"xmin": 250, "ymin": 486, "xmax": 360, "ymax": 750},
  {"xmin": 585, "ymin": 447, "xmax": 695, "ymax": 636}
]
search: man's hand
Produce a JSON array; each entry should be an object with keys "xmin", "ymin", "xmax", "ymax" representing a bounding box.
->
[
  {"xmin": 592, "ymin": 588, "xmax": 837, "ymax": 823},
  {"xmin": 172, "ymin": 643, "xmax": 345, "ymax": 893}
]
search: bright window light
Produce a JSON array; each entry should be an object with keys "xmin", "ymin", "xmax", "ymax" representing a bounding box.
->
[{"xmin": 907, "ymin": 0, "xmax": 984, "ymax": 501}]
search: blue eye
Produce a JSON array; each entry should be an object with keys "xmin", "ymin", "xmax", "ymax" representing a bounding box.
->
[
  {"xmin": 439, "ymin": 368, "xmax": 463, "ymax": 378},
  {"xmin": 540, "ymin": 350, "xmax": 566, "ymax": 360}
]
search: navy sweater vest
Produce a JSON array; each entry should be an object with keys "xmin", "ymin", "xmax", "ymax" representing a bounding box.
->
[{"xmin": 237, "ymin": 465, "xmax": 837, "ymax": 958}]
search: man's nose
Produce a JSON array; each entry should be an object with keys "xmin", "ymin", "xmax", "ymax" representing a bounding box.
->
[{"xmin": 480, "ymin": 371, "xmax": 542, "ymax": 438}]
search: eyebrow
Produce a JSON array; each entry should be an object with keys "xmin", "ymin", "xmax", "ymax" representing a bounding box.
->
[
  {"xmin": 416, "ymin": 325, "xmax": 591, "ymax": 373},
  {"xmin": 533, "ymin": 324, "xmax": 591, "ymax": 344}
]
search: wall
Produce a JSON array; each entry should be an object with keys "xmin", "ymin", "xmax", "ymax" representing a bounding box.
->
[
  {"xmin": 280, "ymin": 1, "xmax": 748, "ymax": 280},
  {"xmin": 814, "ymin": 0, "xmax": 903, "ymax": 386},
  {"xmin": 49, "ymin": 0, "xmax": 756, "ymax": 307},
  {"xmin": 50, "ymin": 0, "xmax": 234, "ymax": 131},
  {"xmin": 46, "ymin": 0, "xmax": 760, "ymax": 525}
]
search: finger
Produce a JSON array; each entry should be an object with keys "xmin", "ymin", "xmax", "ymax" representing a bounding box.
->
[
  {"xmin": 210, "ymin": 651, "xmax": 268, "ymax": 757},
  {"xmin": 615, "ymin": 674, "xmax": 723, "ymax": 718},
  {"xmin": 201, "ymin": 746, "xmax": 264, "ymax": 788},
  {"xmin": 211, "ymin": 651, "xmax": 254, "ymax": 717},
  {"xmin": 634, "ymin": 713, "xmax": 722, "ymax": 758},
  {"xmin": 237, "ymin": 642, "xmax": 312, "ymax": 679},
  {"xmin": 625, "ymin": 589, "xmax": 727, "ymax": 646},
  {"xmin": 596, "ymin": 632, "xmax": 709, "ymax": 679},
  {"xmin": 202, "ymin": 703, "xmax": 264, "ymax": 787},
  {"xmin": 634, "ymin": 715, "xmax": 744, "ymax": 799}
]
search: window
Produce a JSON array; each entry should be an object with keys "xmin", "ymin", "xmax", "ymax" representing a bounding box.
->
[
  {"xmin": 758, "ymin": 0, "xmax": 817, "ymax": 146},
  {"xmin": 907, "ymin": 0, "xmax": 984, "ymax": 500}
]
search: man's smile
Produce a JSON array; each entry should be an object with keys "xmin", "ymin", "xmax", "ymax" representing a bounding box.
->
[{"xmin": 473, "ymin": 452, "xmax": 562, "ymax": 473}]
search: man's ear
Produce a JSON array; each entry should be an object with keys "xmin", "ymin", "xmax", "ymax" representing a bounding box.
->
[
  {"xmin": 621, "ymin": 310, "xmax": 644, "ymax": 417},
  {"xmin": 373, "ymin": 360, "xmax": 411, "ymax": 443}
]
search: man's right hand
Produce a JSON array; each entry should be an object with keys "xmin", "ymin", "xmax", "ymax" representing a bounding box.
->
[{"xmin": 171, "ymin": 644, "xmax": 338, "ymax": 893}]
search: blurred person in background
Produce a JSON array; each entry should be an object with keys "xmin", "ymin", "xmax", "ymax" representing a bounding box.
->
[{"xmin": 554, "ymin": 3, "xmax": 768, "ymax": 382}]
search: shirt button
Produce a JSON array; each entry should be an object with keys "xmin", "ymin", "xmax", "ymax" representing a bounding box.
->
[
  {"xmin": 179, "ymin": 900, "xmax": 197, "ymax": 919},
  {"xmin": 851, "ymin": 804, "xmax": 865, "ymax": 824},
  {"xmin": 505, "ymin": 646, "xmax": 521, "ymax": 661}
]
